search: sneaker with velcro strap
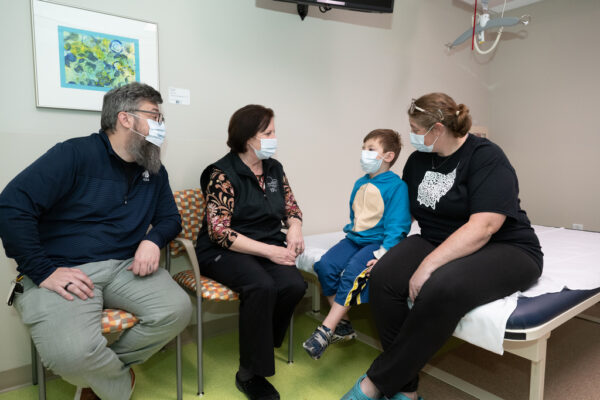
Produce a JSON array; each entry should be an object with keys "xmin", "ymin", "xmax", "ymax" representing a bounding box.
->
[
  {"xmin": 303, "ymin": 324, "xmax": 333, "ymax": 360},
  {"xmin": 332, "ymin": 319, "xmax": 358, "ymax": 343}
]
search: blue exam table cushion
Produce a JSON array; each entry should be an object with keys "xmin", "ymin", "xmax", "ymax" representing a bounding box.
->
[{"xmin": 504, "ymin": 288, "xmax": 600, "ymax": 339}]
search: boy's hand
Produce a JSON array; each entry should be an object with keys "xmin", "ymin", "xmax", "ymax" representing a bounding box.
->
[{"xmin": 365, "ymin": 258, "xmax": 378, "ymax": 276}]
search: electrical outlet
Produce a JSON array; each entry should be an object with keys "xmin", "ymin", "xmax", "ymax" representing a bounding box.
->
[{"xmin": 572, "ymin": 224, "xmax": 584, "ymax": 230}]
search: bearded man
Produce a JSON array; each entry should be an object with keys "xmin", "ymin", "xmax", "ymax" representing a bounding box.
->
[{"xmin": 0, "ymin": 82, "xmax": 191, "ymax": 400}]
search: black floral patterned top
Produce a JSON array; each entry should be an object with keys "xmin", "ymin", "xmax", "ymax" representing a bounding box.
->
[{"xmin": 205, "ymin": 168, "xmax": 302, "ymax": 248}]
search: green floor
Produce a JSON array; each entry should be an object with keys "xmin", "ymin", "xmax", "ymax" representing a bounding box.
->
[{"xmin": 0, "ymin": 313, "xmax": 382, "ymax": 400}]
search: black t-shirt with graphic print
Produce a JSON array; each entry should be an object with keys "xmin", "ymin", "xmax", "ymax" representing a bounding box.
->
[{"xmin": 402, "ymin": 134, "xmax": 543, "ymax": 269}]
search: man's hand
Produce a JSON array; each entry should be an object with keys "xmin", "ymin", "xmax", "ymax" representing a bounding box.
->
[
  {"xmin": 128, "ymin": 240, "xmax": 161, "ymax": 276},
  {"xmin": 40, "ymin": 267, "xmax": 95, "ymax": 301},
  {"xmin": 268, "ymin": 245, "xmax": 297, "ymax": 266},
  {"xmin": 286, "ymin": 220, "xmax": 305, "ymax": 256}
]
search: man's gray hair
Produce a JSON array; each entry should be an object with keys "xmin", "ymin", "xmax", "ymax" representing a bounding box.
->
[{"xmin": 101, "ymin": 82, "xmax": 162, "ymax": 132}]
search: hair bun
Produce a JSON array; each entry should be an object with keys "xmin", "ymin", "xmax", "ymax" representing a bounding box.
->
[{"xmin": 454, "ymin": 104, "xmax": 471, "ymax": 136}]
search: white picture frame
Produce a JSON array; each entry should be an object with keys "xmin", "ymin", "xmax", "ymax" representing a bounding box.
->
[{"xmin": 31, "ymin": 0, "xmax": 159, "ymax": 111}]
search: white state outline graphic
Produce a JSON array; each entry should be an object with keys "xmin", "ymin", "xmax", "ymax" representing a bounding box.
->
[{"xmin": 417, "ymin": 168, "xmax": 457, "ymax": 210}]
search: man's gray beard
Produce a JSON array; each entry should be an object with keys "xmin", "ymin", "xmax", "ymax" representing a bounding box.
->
[{"xmin": 126, "ymin": 133, "xmax": 162, "ymax": 174}]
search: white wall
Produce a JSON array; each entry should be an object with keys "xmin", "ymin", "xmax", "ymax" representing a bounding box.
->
[
  {"xmin": 1, "ymin": 0, "xmax": 490, "ymax": 376},
  {"xmin": 487, "ymin": 0, "xmax": 600, "ymax": 231}
]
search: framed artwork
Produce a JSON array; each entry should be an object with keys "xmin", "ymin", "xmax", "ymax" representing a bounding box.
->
[{"xmin": 31, "ymin": 0, "xmax": 159, "ymax": 111}]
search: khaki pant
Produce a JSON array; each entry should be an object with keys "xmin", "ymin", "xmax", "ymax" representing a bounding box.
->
[{"xmin": 15, "ymin": 258, "xmax": 192, "ymax": 400}]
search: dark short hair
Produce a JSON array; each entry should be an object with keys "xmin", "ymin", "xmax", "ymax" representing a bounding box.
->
[
  {"xmin": 227, "ymin": 105, "xmax": 274, "ymax": 153},
  {"xmin": 101, "ymin": 82, "xmax": 163, "ymax": 132},
  {"xmin": 363, "ymin": 129, "xmax": 402, "ymax": 167}
]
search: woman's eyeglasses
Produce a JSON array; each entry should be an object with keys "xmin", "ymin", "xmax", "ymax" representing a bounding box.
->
[{"xmin": 409, "ymin": 99, "xmax": 444, "ymax": 121}]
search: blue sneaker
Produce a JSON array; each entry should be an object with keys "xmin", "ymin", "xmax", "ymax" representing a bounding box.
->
[
  {"xmin": 332, "ymin": 319, "xmax": 358, "ymax": 343},
  {"xmin": 388, "ymin": 393, "xmax": 424, "ymax": 400},
  {"xmin": 303, "ymin": 325, "xmax": 333, "ymax": 359},
  {"xmin": 340, "ymin": 374, "xmax": 383, "ymax": 400}
]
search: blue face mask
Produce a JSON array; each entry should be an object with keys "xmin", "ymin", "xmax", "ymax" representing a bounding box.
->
[
  {"xmin": 128, "ymin": 113, "xmax": 166, "ymax": 147},
  {"xmin": 145, "ymin": 119, "xmax": 166, "ymax": 147},
  {"xmin": 360, "ymin": 150, "xmax": 383, "ymax": 174},
  {"xmin": 409, "ymin": 124, "xmax": 437, "ymax": 153},
  {"xmin": 252, "ymin": 138, "xmax": 277, "ymax": 160}
]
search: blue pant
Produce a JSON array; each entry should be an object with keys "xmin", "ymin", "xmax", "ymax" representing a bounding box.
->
[{"xmin": 313, "ymin": 238, "xmax": 380, "ymax": 307}]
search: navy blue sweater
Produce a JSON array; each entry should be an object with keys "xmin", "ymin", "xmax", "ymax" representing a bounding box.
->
[{"xmin": 0, "ymin": 131, "xmax": 182, "ymax": 285}]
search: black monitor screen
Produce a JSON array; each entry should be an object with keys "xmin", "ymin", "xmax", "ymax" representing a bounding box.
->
[{"xmin": 275, "ymin": 0, "xmax": 394, "ymax": 13}]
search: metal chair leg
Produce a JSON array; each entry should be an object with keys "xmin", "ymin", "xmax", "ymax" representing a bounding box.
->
[
  {"xmin": 31, "ymin": 340, "xmax": 38, "ymax": 385},
  {"xmin": 165, "ymin": 247, "xmax": 171, "ymax": 273},
  {"xmin": 287, "ymin": 315, "xmax": 294, "ymax": 364},
  {"xmin": 35, "ymin": 344, "xmax": 46, "ymax": 400},
  {"xmin": 176, "ymin": 334, "xmax": 182, "ymax": 400},
  {"xmin": 197, "ymin": 296, "xmax": 204, "ymax": 396}
]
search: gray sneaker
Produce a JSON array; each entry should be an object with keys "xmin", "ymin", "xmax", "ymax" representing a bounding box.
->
[
  {"xmin": 303, "ymin": 325, "xmax": 333, "ymax": 360},
  {"xmin": 331, "ymin": 319, "xmax": 357, "ymax": 343}
]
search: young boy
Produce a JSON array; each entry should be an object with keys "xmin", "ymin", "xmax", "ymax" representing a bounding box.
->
[{"xmin": 303, "ymin": 129, "xmax": 411, "ymax": 360}]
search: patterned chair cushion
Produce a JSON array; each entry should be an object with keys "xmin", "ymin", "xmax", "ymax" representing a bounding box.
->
[
  {"xmin": 170, "ymin": 189, "xmax": 205, "ymax": 257},
  {"xmin": 101, "ymin": 309, "xmax": 139, "ymax": 334},
  {"xmin": 172, "ymin": 270, "xmax": 239, "ymax": 301}
]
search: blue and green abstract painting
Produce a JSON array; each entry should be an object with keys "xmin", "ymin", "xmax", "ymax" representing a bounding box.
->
[{"xmin": 58, "ymin": 26, "xmax": 140, "ymax": 91}]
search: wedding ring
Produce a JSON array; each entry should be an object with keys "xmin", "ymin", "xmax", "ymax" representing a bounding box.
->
[{"xmin": 64, "ymin": 282, "xmax": 73, "ymax": 290}]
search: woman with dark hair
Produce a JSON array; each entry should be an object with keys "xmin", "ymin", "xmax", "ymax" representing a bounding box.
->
[
  {"xmin": 195, "ymin": 105, "xmax": 306, "ymax": 400},
  {"xmin": 341, "ymin": 93, "xmax": 543, "ymax": 400}
]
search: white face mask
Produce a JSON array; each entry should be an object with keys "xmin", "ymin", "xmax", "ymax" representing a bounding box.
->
[
  {"xmin": 128, "ymin": 113, "xmax": 166, "ymax": 147},
  {"xmin": 252, "ymin": 138, "xmax": 277, "ymax": 160},
  {"xmin": 360, "ymin": 150, "xmax": 383, "ymax": 174},
  {"xmin": 409, "ymin": 124, "xmax": 437, "ymax": 153},
  {"xmin": 145, "ymin": 119, "xmax": 166, "ymax": 147}
]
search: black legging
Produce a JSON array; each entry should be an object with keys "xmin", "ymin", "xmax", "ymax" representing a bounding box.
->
[
  {"xmin": 199, "ymin": 249, "xmax": 306, "ymax": 377},
  {"xmin": 366, "ymin": 235, "xmax": 541, "ymax": 396}
]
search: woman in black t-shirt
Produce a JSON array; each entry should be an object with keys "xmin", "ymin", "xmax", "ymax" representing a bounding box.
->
[{"xmin": 341, "ymin": 93, "xmax": 543, "ymax": 400}]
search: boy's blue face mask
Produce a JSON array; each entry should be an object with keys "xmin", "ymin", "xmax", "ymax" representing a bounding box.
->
[{"xmin": 360, "ymin": 150, "xmax": 383, "ymax": 174}]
